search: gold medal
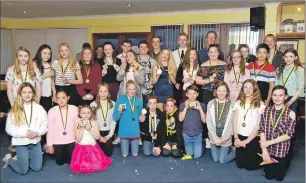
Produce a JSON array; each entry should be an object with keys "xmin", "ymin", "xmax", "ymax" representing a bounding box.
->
[
  {"xmin": 85, "ymin": 79, "xmax": 89, "ymax": 83},
  {"xmin": 242, "ymin": 122, "xmax": 246, "ymax": 127}
]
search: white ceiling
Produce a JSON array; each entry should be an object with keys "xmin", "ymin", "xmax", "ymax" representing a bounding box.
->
[{"xmin": 1, "ymin": 0, "xmax": 303, "ymax": 19}]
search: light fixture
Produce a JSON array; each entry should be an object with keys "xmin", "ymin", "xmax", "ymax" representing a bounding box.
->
[
  {"xmin": 127, "ymin": 3, "xmax": 132, "ymax": 7},
  {"xmin": 297, "ymin": 7, "xmax": 302, "ymax": 11},
  {"xmin": 23, "ymin": 11, "xmax": 27, "ymax": 14},
  {"xmin": 6, "ymin": 2, "xmax": 11, "ymax": 5}
]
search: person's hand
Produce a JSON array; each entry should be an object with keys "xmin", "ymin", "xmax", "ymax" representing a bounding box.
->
[
  {"xmin": 62, "ymin": 77, "xmax": 68, "ymax": 84},
  {"xmin": 209, "ymin": 76, "xmax": 215, "ymax": 83},
  {"xmin": 102, "ymin": 69, "xmax": 107, "ymax": 76},
  {"xmin": 114, "ymin": 64, "xmax": 120, "ymax": 72},
  {"xmin": 82, "ymin": 95, "xmax": 88, "ymax": 100},
  {"xmin": 260, "ymin": 140, "xmax": 271, "ymax": 149},
  {"xmin": 264, "ymin": 100, "xmax": 270, "ymax": 107},
  {"xmin": 47, "ymin": 145, "xmax": 54, "ymax": 154},
  {"xmin": 104, "ymin": 136, "xmax": 111, "ymax": 142},
  {"xmin": 219, "ymin": 138, "xmax": 227, "ymax": 145},
  {"xmin": 234, "ymin": 138, "xmax": 242, "ymax": 148},
  {"xmin": 184, "ymin": 100, "xmax": 190, "ymax": 109},
  {"xmin": 175, "ymin": 83, "xmax": 180, "ymax": 90},
  {"xmin": 195, "ymin": 101, "xmax": 202, "ymax": 111},
  {"xmin": 121, "ymin": 56, "xmax": 127, "ymax": 64},
  {"xmin": 27, "ymin": 130, "xmax": 35, "ymax": 139},
  {"xmin": 139, "ymin": 115, "xmax": 146, "ymax": 122},
  {"xmin": 163, "ymin": 143, "xmax": 171, "ymax": 150},
  {"xmin": 118, "ymin": 105, "xmax": 123, "ymax": 114},
  {"xmin": 262, "ymin": 148, "xmax": 272, "ymax": 164},
  {"xmin": 153, "ymin": 147, "xmax": 161, "ymax": 156},
  {"xmin": 52, "ymin": 95, "xmax": 57, "ymax": 103},
  {"xmin": 99, "ymin": 136, "xmax": 106, "ymax": 143},
  {"xmin": 240, "ymin": 139, "xmax": 249, "ymax": 148},
  {"xmin": 87, "ymin": 94, "xmax": 94, "ymax": 100}
]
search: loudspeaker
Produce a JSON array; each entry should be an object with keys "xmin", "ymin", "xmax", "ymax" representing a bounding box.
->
[{"xmin": 250, "ymin": 7, "xmax": 265, "ymax": 29}]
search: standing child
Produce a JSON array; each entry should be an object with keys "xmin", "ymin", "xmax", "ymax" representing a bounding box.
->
[
  {"xmin": 47, "ymin": 89, "xmax": 78, "ymax": 165},
  {"xmin": 70, "ymin": 105, "xmax": 112, "ymax": 173},
  {"xmin": 113, "ymin": 81, "xmax": 144, "ymax": 157},
  {"xmin": 259, "ymin": 85, "xmax": 296, "ymax": 181},
  {"xmin": 140, "ymin": 96, "xmax": 165, "ymax": 156},
  {"xmin": 179, "ymin": 85, "xmax": 206, "ymax": 160},
  {"xmin": 91, "ymin": 83, "xmax": 116, "ymax": 157},
  {"xmin": 3, "ymin": 82, "xmax": 48, "ymax": 175},
  {"xmin": 159, "ymin": 98, "xmax": 184, "ymax": 158},
  {"xmin": 206, "ymin": 81, "xmax": 235, "ymax": 164}
]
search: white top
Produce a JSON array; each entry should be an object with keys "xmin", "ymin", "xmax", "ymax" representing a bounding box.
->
[
  {"xmin": 233, "ymin": 100, "xmax": 265, "ymax": 137},
  {"xmin": 6, "ymin": 102, "xmax": 48, "ymax": 146},
  {"xmin": 41, "ymin": 67, "xmax": 52, "ymax": 97},
  {"xmin": 90, "ymin": 101, "xmax": 116, "ymax": 139},
  {"xmin": 183, "ymin": 66, "xmax": 198, "ymax": 90},
  {"xmin": 51, "ymin": 60, "xmax": 81, "ymax": 86},
  {"xmin": 79, "ymin": 129, "xmax": 96, "ymax": 146},
  {"xmin": 5, "ymin": 67, "xmax": 42, "ymax": 101},
  {"xmin": 173, "ymin": 47, "xmax": 188, "ymax": 68}
]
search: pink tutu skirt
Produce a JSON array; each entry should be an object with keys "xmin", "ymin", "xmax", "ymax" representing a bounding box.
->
[{"xmin": 70, "ymin": 143, "xmax": 112, "ymax": 173}]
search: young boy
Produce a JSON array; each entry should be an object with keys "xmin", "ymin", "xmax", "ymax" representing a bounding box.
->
[
  {"xmin": 247, "ymin": 43, "xmax": 275, "ymax": 107},
  {"xmin": 179, "ymin": 85, "xmax": 206, "ymax": 160},
  {"xmin": 140, "ymin": 96, "xmax": 165, "ymax": 156},
  {"xmin": 117, "ymin": 40, "xmax": 132, "ymax": 62}
]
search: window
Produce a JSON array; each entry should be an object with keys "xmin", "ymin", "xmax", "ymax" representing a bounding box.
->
[
  {"xmin": 152, "ymin": 25, "xmax": 183, "ymax": 51},
  {"xmin": 188, "ymin": 24, "xmax": 221, "ymax": 51}
]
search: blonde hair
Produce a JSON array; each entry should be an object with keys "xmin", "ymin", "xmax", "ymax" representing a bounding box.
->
[
  {"xmin": 77, "ymin": 105, "xmax": 96, "ymax": 120},
  {"xmin": 9, "ymin": 82, "xmax": 37, "ymax": 127},
  {"xmin": 13, "ymin": 47, "xmax": 36, "ymax": 80},
  {"xmin": 94, "ymin": 83, "xmax": 114, "ymax": 113},
  {"xmin": 125, "ymin": 80, "xmax": 137, "ymax": 91},
  {"xmin": 58, "ymin": 42, "xmax": 76, "ymax": 72},
  {"xmin": 157, "ymin": 49, "xmax": 177, "ymax": 79}
]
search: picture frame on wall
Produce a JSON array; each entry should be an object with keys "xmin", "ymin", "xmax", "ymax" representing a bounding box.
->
[{"xmin": 277, "ymin": 40, "xmax": 299, "ymax": 53}]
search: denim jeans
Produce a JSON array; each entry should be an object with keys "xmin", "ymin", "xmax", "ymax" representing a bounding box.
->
[
  {"xmin": 142, "ymin": 141, "xmax": 159, "ymax": 157},
  {"xmin": 120, "ymin": 139, "xmax": 139, "ymax": 156},
  {"xmin": 183, "ymin": 133, "xmax": 203, "ymax": 158},
  {"xmin": 8, "ymin": 142, "xmax": 43, "ymax": 175},
  {"xmin": 210, "ymin": 144, "xmax": 235, "ymax": 164}
]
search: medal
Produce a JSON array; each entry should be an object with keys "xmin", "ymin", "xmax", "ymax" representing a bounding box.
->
[
  {"xmin": 85, "ymin": 67, "xmax": 91, "ymax": 83},
  {"xmin": 23, "ymin": 102, "xmax": 33, "ymax": 127},
  {"xmin": 101, "ymin": 102, "xmax": 108, "ymax": 122},
  {"xmin": 242, "ymin": 122, "xmax": 246, "ymax": 127},
  {"xmin": 59, "ymin": 105, "xmax": 69, "ymax": 136},
  {"xmin": 85, "ymin": 79, "xmax": 90, "ymax": 83},
  {"xmin": 242, "ymin": 104, "xmax": 249, "ymax": 128},
  {"xmin": 233, "ymin": 68, "xmax": 241, "ymax": 89},
  {"xmin": 103, "ymin": 123, "xmax": 107, "ymax": 127},
  {"xmin": 132, "ymin": 117, "xmax": 135, "ymax": 121},
  {"xmin": 126, "ymin": 96, "xmax": 136, "ymax": 120}
]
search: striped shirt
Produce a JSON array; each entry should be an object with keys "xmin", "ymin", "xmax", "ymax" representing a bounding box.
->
[
  {"xmin": 259, "ymin": 107, "xmax": 296, "ymax": 158},
  {"xmin": 51, "ymin": 60, "xmax": 81, "ymax": 86}
]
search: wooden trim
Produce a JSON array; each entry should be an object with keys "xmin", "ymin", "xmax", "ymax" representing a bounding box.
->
[
  {"xmin": 276, "ymin": 4, "xmax": 282, "ymax": 34},
  {"xmin": 276, "ymin": 32, "xmax": 305, "ymax": 39}
]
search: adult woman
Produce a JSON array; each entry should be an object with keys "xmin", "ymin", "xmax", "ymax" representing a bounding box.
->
[
  {"xmin": 264, "ymin": 34, "xmax": 283, "ymax": 69},
  {"xmin": 76, "ymin": 48, "xmax": 102, "ymax": 105},
  {"xmin": 152, "ymin": 49, "xmax": 177, "ymax": 111},
  {"xmin": 51, "ymin": 42, "xmax": 83, "ymax": 106}
]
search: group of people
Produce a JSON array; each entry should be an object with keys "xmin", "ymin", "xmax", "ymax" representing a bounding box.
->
[{"xmin": 3, "ymin": 31, "xmax": 304, "ymax": 181}]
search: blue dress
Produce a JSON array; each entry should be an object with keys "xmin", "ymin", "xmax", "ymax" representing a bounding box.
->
[
  {"xmin": 113, "ymin": 95, "xmax": 143, "ymax": 138},
  {"xmin": 154, "ymin": 66, "xmax": 174, "ymax": 103}
]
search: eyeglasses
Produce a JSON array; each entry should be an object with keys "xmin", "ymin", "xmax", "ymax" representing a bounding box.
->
[{"xmin": 232, "ymin": 57, "xmax": 242, "ymax": 59}]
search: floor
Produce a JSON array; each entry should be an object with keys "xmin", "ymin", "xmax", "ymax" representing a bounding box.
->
[{"xmin": 0, "ymin": 119, "xmax": 305, "ymax": 183}]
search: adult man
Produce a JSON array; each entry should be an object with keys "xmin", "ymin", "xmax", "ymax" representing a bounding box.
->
[
  {"xmin": 172, "ymin": 32, "xmax": 189, "ymax": 68},
  {"xmin": 198, "ymin": 31, "xmax": 224, "ymax": 65},
  {"xmin": 150, "ymin": 36, "xmax": 162, "ymax": 61}
]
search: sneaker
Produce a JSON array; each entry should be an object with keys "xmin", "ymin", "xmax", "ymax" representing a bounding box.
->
[
  {"xmin": 8, "ymin": 146, "xmax": 16, "ymax": 153},
  {"xmin": 2, "ymin": 154, "xmax": 12, "ymax": 164},
  {"xmin": 139, "ymin": 139, "xmax": 143, "ymax": 146},
  {"xmin": 181, "ymin": 154, "xmax": 193, "ymax": 160},
  {"xmin": 112, "ymin": 137, "xmax": 120, "ymax": 145},
  {"xmin": 42, "ymin": 144, "xmax": 48, "ymax": 153},
  {"xmin": 12, "ymin": 155, "xmax": 17, "ymax": 161},
  {"xmin": 205, "ymin": 138, "xmax": 211, "ymax": 149}
]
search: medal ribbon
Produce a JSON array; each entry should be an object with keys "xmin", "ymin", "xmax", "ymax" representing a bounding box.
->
[
  {"xmin": 270, "ymin": 107, "xmax": 286, "ymax": 129},
  {"xmin": 58, "ymin": 105, "xmax": 69, "ymax": 131},
  {"xmin": 216, "ymin": 100, "xmax": 226, "ymax": 121},
  {"xmin": 282, "ymin": 66, "xmax": 295, "ymax": 86},
  {"xmin": 268, "ymin": 51, "xmax": 277, "ymax": 64},
  {"xmin": 179, "ymin": 49, "xmax": 184, "ymax": 64},
  {"xmin": 61, "ymin": 63, "xmax": 69, "ymax": 75},
  {"xmin": 126, "ymin": 96, "xmax": 136, "ymax": 114},
  {"xmin": 21, "ymin": 66, "xmax": 28, "ymax": 83},
  {"xmin": 233, "ymin": 68, "xmax": 241, "ymax": 86},
  {"xmin": 85, "ymin": 67, "xmax": 91, "ymax": 79},
  {"xmin": 24, "ymin": 102, "xmax": 33, "ymax": 127},
  {"xmin": 253, "ymin": 62, "xmax": 268, "ymax": 80},
  {"xmin": 101, "ymin": 102, "xmax": 108, "ymax": 122},
  {"xmin": 243, "ymin": 104, "xmax": 250, "ymax": 122}
]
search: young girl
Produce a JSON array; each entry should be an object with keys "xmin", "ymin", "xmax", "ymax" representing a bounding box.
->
[
  {"xmin": 6, "ymin": 47, "xmax": 42, "ymax": 107},
  {"xmin": 152, "ymin": 49, "xmax": 177, "ymax": 111},
  {"xmin": 224, "ymin": 50, "xmax": 250, "ymax": 102},
  {"xmin": 140, "ymin": 95, "xmax": 165, "ymax": 157},
  {"xmin": 247, "ymin": 43, "xmax": 275, "ymax": 107},
  {"xmin": 116, "ymin": 50, "xmax": 144, "ymax": 101},
  {"xmin": 181, "ymin": 48, "xmax": 199, "ymax": 101},
  {"xmin": 259, "ymin": 85, "xmax": 296, "ymax": 181},
  {"xmin": 101, "ymin": 42, "xmax": 121, "ymax": 101},
  {"xmin": 233, "ymin": 79, "xmax": 265, "ymax": 170},
  {"xmin": 206, "ymin": 81, "xmax": 235, "ymax": 164},
  {"xmin": 196, "ymin": 44, "xmax": 226, "ymax": 105},
  {"xmin": 113, "ymin": 81, "xmax": 144, "ymax": 157},
  {"xmin": 51, "ymin": 42, "xmax": 83, "ymax": 106},
  {"xmin": 90, "ymin": 83, "xmax": 116, "ymax": 157},
  {"xmin": 70, "ymin": 105, "xmax": 112, "ymax": 173},
  {"xmin": 275, "ymin": 48, "xmax": 304, "ymax": 113},
  {"xmin": 47, "ymin": 89, "xmax": 78, "ymax": 165},
  {"xmin": 264, "ymin": 34, "xmax": 283, "ymax": 69},
  {"xmin": 33, "ymin": 44, "xmax": 54, "ymax": 112},
  {"xmin": 76, "ymin": 47, "xmax": 102, "ymax": 105},
  {"xmin": 159, "ymin": 98, "xmax": 183, "ymax": 158},
  {"xmin": 3, "ymin": 82, "xmax": 48, "ymax": 175}
]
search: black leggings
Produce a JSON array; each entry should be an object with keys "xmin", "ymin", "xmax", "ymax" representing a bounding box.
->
[
  {"xmin": 55, "ymin": 85, "xmax": 79, "ymax": 106},
  {"xmin": 40, "ymin": 96, "xmax": 53, "ymax": 112},
  {"xmin": 98, "ymin": 131, "xmax": 113, "ymax": 157},
  {"xmin": 264, "ymin": 155, "xmax": 289, "ymax": 181},
  {"xmin": 53, "ymin": 142, "xmax": 75, "ymax": 165},
  {"xmin": 235, "ymin": 135, "xmax": 261, "ymax": 171}
]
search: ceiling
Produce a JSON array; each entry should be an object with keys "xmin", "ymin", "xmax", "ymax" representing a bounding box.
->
[{"xmin": 1, "ymin": 0, "xmax": 304, "ymax": 19}]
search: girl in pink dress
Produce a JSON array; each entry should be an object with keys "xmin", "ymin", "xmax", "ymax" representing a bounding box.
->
[{"xmin": 70, "ymin": 105, "xmax": 112, "ymax": 173}]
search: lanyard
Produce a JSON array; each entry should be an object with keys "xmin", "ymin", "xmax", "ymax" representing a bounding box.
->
[
  {"xmin": 216, "ymin": 100, "xmax": 226, "ymax": 121},
  {"xmin": 24, "ymin": 102, "xmax": 33, "ymax": 127},
  {"xmin": 253, "ymin": 61, "xmax": 268, "ymax": 80},
  {"xmin": 233, "ymin": 68, "xmax": 241, "ymax": 86},
  {"xmin": 101, "ymin": 102, "xmax": 108, "ymax": 121},
  {"xmin": 270, "ymin": 107, "xmax": 286, "ymax": 129},
  {"xmin": 282, "ymin": 66, "xmax": 295, "ymax": 86},
  {"xmin": 126, "ymin": 96, "xmax": 136, "ymax": 114},
  {"xmin": 58, "ymin": 105, "xmax": 69, "ymax": 131}
]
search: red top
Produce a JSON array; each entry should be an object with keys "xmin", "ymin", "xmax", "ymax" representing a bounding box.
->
[{"xmin": 76, "ymin": 63, "xmax": 102, "ymax": 97}]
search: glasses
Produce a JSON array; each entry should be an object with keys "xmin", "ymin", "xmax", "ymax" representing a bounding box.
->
[{"xmin": 232, "ymin": 56, "xmax": 242, "ymax": 59}]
